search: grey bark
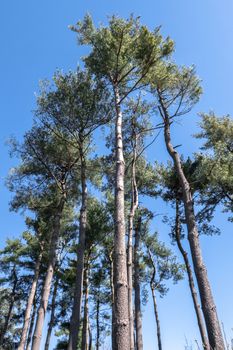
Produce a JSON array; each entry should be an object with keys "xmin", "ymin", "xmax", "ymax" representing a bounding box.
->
[
  {"xmin": 159, "ymin": 95, "xmax": 225, "ymax": 350},
  {"xmin": 151, "ymin": 285, "xmax": 162, "ymax": 350},
  {"xmin": 175, "ymin": 199, "xmax": 210, "ymax": 350},
  {"xmin": 81, "ymin": 263, "xmax": 89, "ymax": 350},
  {"xmin": 134, "ymin": 217, "xmax": 143, "ymax": 350},
  {"xmin": 68, "ymin": 149, "xmax": 87, "ymax": 350},
  {"xmin": 96, "ymin": 297, "xmax": 100, "ymax": 350},
  {"xmin": 31, "ymin": 199, "xmax": 64, "ymax": 350},
  {"xmin": 112, "ymin": 86, "xmax": 129, "ymax": 350},
  {"xmin": 18, "ymin": 241, "xmax": 44, "ymax": 350},
  {"xmin": 44, "ymin": 273, "xmax": 59, "ymax": 350}
]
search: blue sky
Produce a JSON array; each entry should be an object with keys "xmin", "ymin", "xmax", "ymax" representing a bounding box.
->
[{"xmin": 1, "ymin": 1, "xmax": 233, "ymax": 349}]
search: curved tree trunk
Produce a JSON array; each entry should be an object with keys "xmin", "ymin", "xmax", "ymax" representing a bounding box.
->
[
  {"xmin": 31, "ymin": 199, "xmax": 64, "ymax": 350},
  {"xmin": 81, "ymin": 263, "xmax": 89, "ymax": 350},
  {"xmin": 68, "ymin": 149, "xmax": 87, "ymax": 350},
  {"xmin": 44, "ymin": 273, "xmax": 59, "ymax": 350},
  {"xmin": 151, "ymin": 285, "xmax": 162, "ymax": 350},
  {"xmin": 159, "ymin": 97, "xmax": 224, "ymax": 350},
  {"xmin": 18, "ymin": 241, "xmax": 44, "ymax": 350},
  {"xmin": 134, "ymin": 217, "xmax": 143, "ymax": 350},
  {"xmin": 175, "ymin": 199, "xmax": 210, "ymax": 350},
  {"xmin": 112, "ymin": 86, "xmax": 129, "ymax": 350}
]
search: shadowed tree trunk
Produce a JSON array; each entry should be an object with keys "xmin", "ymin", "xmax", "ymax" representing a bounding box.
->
[
  {"xmin": 134, "ymin": 216, "xmax": 143, "ymax": 350},
  {"xmin": 31, "ymin": 199, "xmax": 64, "ymax": 350},
  {"xmin": 88, "ymin": 322, "xmax": 92, "ymax": 350},
  {"xmin": 44, "ymin": 272, "xmax": 59, "ymax": 350},
  {"xmin": 68, "ymin": 147, "xmax": 88, "ymax": 350},
  {"xmin": 112, "ymin": 85, "xmax": 129, "ymax": 350},
  {"xmin": 81, "ymin": 263, "xmax": 90, "ymax": 350},
  {"xmin": 26, "ymin": 298, "xmax": 37, "ymax": 350},
  {"xmin": 96, "ymin": 296, "xmax": 100, "ymax": 350},
  {"xmin": 18, "ymin": 240, "xmax": 44, "ymax": 350},
  {"xmin": 159, "ymin": 93, "xmax": 225, "ymax": 350},
  {"xmin": 175, "ymin": 199, "xmax": 210, "ymax": 350}
]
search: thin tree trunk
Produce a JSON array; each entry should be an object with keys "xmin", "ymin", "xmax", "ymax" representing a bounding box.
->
[
  {"xmin": 0, "ymin": 266, "xmax": 17, "ymax": 345},
  {"xmin": 127, "ymin": 123, "xmax": 138, "ymax": 350},
  {"xmin": 31, "ymin": 199, "xmax": 64, "ymax": 350},
  {"xmin": 18, "ymin": 241, "xmax": 44, "ymax": 350},
  {"xmin": 88, "ymin": 322, "xmax": 92, "ymax": 350},
  {"xmin": 96, "ymin": 297, "xmax": 100, "ymax": 350},
  {"xmin": 159, "ymin": 97, "xmax": 224, "ymax": 350},
  {"xmin": 112, "ymin": 85, "xmax": 129, "ymax": 350},
  {"xmin": 26, "ymin": 298, "xmax": 37, "ymax": 350},
  {"xmin": 44, "ymin": 272, "xmax": 59, "ymax": 350},
  {"xmin": 68, "ymin": 149, "xmax": 87, "ymax": 350},
  {"xmin": 151, "ymin": 285, "xmax": 162, "ymax": 350},
  {"xmin": 175, "ymin": 199, "xmax": 210, "ymax": 350},
  {"xmin": 134, "ymin": 217, "xmax": 143, "ymax": 350},
  {"xmin": 81, "ymin": 263, "xmax": 89, "ymax": 350},
  {"xmin": 108, "ymin": 250, "xmax": 115, "ymax": 350}
]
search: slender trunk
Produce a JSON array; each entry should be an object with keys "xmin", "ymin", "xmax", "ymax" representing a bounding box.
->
[
  {"xmin": 0, "ymin": 267, "xmax": 17, "ymax": 345},
  {"xmin": 96, "ymin": 297, "xmax": 100, "ymax": 350},
  {"xmin": 44, "ymin": 273, "xmax": 59, "ymax": 350},
  {"xmin": 151, "ymin": 285, "xmax": 162, "ymax": 350},
  {"xmin": 81, "ymin": 263, "xmax": 89, "ymax": 350},
  {"xmin": 18, "ymin": 241, "xmax": 44, "ymax": 350},
  {"xmin": 127, "ymin": 126, "xmax": 138, "ymax": 350},
  {"xmin": 31, "ymin": 199, "xmax": 64, "ymax": 350},
  {"xmin": 134, "ymin": 217, "xmax": 143, "ymax": 350},
  {"xmin": 112, "ymin": 85, "xmax": 129, "ymax": 350},
  {"xmin": 88, "ymin": 322, "xmax": 92, "ymax": 350},
  {"xmin": 108, "ymin": 250, "xmax": 115, "ymax": 350},
  {"xmin": 26, "ymin": 298, "xmax": 37, "ymax": 350},
  {"xmin": 68, "ymin": 149, "xmax": 87, "ymax": 350},
  {"xmin": 175, "ymin": 199, "xmax": 210, "ymax": 350},
  {"xmin": 160, "ymin": 99, "xmax": 224, "ymax": 350}
]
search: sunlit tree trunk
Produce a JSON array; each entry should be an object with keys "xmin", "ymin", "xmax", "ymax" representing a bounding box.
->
[{"xmin": 26, "ymin": 298, "xmax": 37, "ymax": 350}]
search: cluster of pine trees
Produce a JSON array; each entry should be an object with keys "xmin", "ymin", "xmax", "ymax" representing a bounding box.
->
[{"xmin": 0, "ymin": 15, "xmax": 232, "ymax": 350}]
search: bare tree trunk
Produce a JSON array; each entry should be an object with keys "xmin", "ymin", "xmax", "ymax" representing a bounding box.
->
[
  {"xmin": 81, "ymin": 263, "xmax": 89, "ymax": 350},
  {"xmin": 44, "ymin": 273, "xmax": 59, "ymax": 350},
  {"xmin": 108, "ymin": 250, "xmax": 115, "ymax": 350},
  {"xmin": 160, "ymin": 99, "xmax": 224, "ymax": 350},
  {"xmin": 18, "ymin": 241, "xmax": 44, "ymax": 350},
  {"xmin": 68, "ymin": 149, "xmax": 87, "ymax": 350},
  {"xmin": 0, "ymin": 266, "xmax": 17, "ymax": 345},
  {"xmin": 26, "ymin": 298, "xmax": 37, "ymax": 350},
  {"xmin": 31, "ymin": 199, "xmax": 64, "ymax": 350},
  {"xmin": 112, "ymin": 85, "xmax": 129, "ymax": 350},
  {"xmin": 151, "ymin": 285, "xmax": 162, "ymax": 350},
  {"xmin": 88, "ymin": 322, "xmax": 92, "ymax": 350},
  {"xmin": 127, "ymin": 124, "xmax": 138, "ymax": 350},
  {"xmin": 134, "ymin": 217, "xmax": 143, "ymax": 350},
  {"xmin": 175, "ymin": 199, "xmax": 210, "ymax": 350},
  {"xmin": 96, "ymin": 297, "xmax": 100, "ymax": 350}
]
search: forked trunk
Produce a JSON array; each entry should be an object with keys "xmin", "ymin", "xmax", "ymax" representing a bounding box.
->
[
  {"xmin": 134, "ymin": 217, "xmax": 143, "ymax": 350},
  {"xmin": 68, "ymin": 150, "xmax": 87, "ymax": 350},
  {"xmin": 112, "ymin": 85, "xmax": 129, "ymax": 350},
  {"xmin": 31, "ymin": 199, "xmax": 64, "ymax": 350},
  {"xmin": 162, "ymin": 107, "xmax": 224, "ymax": 350},
  {"xmin": 175, "ymin": 199, "xmax": 210, "ymax": 350},
  {"xmin": 18, "ymin": 240, "xmax": 44, "ymax": 350},
  {"xmin": 44, "ymin": 273, "xmax": 59, "ymax": 350}
]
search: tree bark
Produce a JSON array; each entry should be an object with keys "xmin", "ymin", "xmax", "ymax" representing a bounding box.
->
[
  {"xmin": 112, "ymin": 85, "xmax": 130, "ymax": 350},
  {"xmin": 44, "ymin": 272, "xmax": 59, "ymax": 350},
  {"xmin": 18, "ymin": 241, "xmax": 44, "ymax": 350},
  {"xmin": 68, "ymin": 148, "xmax": 87, "ymax": 350},
  {"xmin": 81, "ymin": 263, "xmax": 89, "ymax": 350},
  {"xmin": 108, "ymin": 250, "xmax": 115, "ymax": 350},
  {"xmin": 160, "ymin": 97, "xmax": 224, "ymax": 350},
  {"xmin": 134, "ymin": 217, "xmax": 143, "ymax": 350},
  {"xmin": 151, "ymin": 285, "xmax": 162, "ymax": 350},
  {"xmin": 175, "ymin": 199, "xmax": 210, "ymax": 350},
  {"xmin": 26, "ymin": 298, "xmax": 37, "ymax": 350},
  {"xmin": 96, "ymin": 297, "xmax": 100, "ymax": 350},
  {"xmin": 127, "ymin": 125, "xmax": 138, "ymax": 350},
  {"xmin": 31, "ymin": 199, "xmax": 64, "ymax": 350}
]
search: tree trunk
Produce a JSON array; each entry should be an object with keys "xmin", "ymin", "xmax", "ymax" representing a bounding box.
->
[
  {"xmin": 68, "ymin": 149, "xmax": 87, "ymax": 350},
  {"xmin": 31, "ymin": 199, "xmax": 64, "ymax": 350},
  {"xmin": 127, "ymin": 127, "xmax": 138, "ymax": 350},
  {"xmin": 96, "ymin": 297, "xmax": 100, "ymax": 350},
  {"xmin": 161, "ymin": 102, "xmax": 224, "ymax": 350},
  {"xmin": 134, "ymin": 217, "xmax": 143, "ymax": 350},
  {"xmin": 151, "ymin": 285, "xmax": 162, "ymax": 350},
  {"xmin": 81, "ymin": 264, "xmax": 89, "ymax": 350},
  {"xmin": 88, "ymin": 322, "xmax": 92, "ymax": 350},
  {"xmin": 26, "ymin": 298, "xmax": 37, "ymax": 350},
  {"xmin": 112, "ymin": 85, "xmax": 129, "ymax": 350},
  {"xmin": 18, "ymin": 241, "xmax": 44, "ymax": 350},
  {"xmin": 175, "ymin": 199, "xmax": 210, "ymax": 350},
  {"xmin": 0, "ymin": 266, "xmax": 17, "ymax": 345},
  {"xmin": 44, "ymin": 272, "xmax": 59, "ymax": 350},
  {"xmin": 108, "ymin": 250, "xmax": 115, "ymax": 350}
]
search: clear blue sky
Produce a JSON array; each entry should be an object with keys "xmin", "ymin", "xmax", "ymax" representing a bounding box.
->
[{"xmin": 1, "ymin": 1, "xmax": 233, "ymax": 349}]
